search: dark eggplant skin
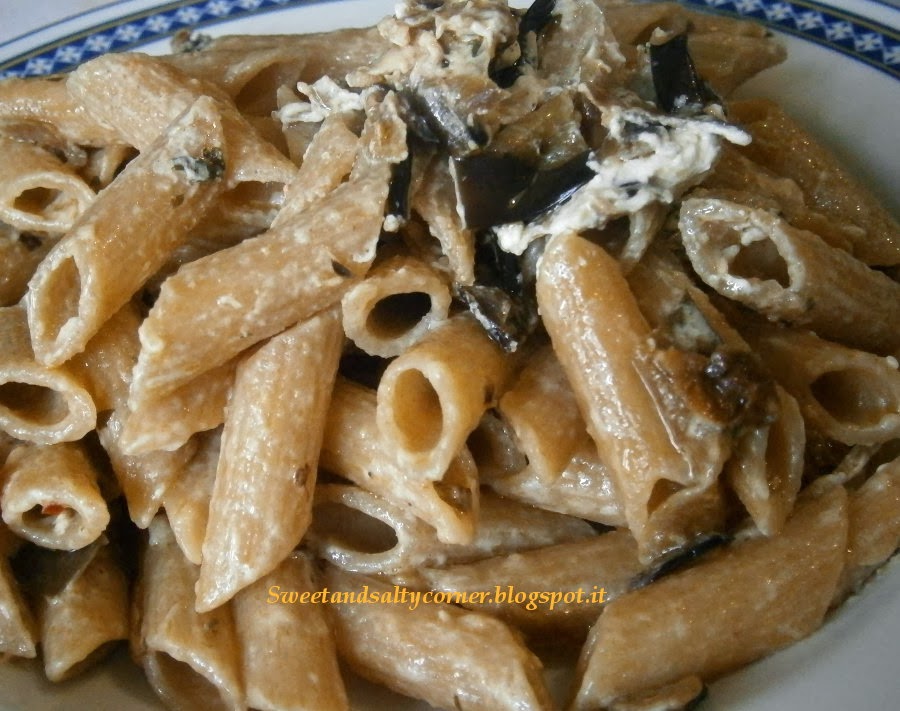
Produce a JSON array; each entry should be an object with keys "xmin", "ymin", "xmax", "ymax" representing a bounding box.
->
[
  {"xmin": 491, "ymin": 0, "xmax": 557, "ymax": 88},
  {"xmin": 630, "ymin": 533, "xmax": 731, "ymax": 590},
  {"xmin": 386, "ymin": 143, "xmax": 413, "ymax": 226},
  {"xmin": 649, "ymin": 33, "xmax": 719, "ymax": 115},
  {"xmin": 397, "ymin": 86, "xmax": 487, "ymax": 156},
  {"xmin": 452, "ymin": 149, "xmax": 594, "ymax": 230},
  {"xmin": 455, "ymin": 234, "xmax": 545, "ymax": 352}
]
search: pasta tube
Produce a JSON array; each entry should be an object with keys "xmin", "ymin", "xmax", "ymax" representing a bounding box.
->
[
  {"xmin": 37, "ymin": 544, "xmax": 129, "ymax": 682},
  {"xmin": 341, "ymin": 255, "xmax": 451, "ymax": 358},
  {"xmin": 321, "ymin": 377, "xmax": 479, "ymax": 545},
  {"xmin": 746, "ymin": 325, "xmax": 900, "ymax": 445},
  {"xmin": 324, "ymin": 566, "xmax": 556, "ymax": 711},
  {"xmin": 0, "ymin": 135, "xmax": 94, "ymax": 234},
  {"xmin": 233, "ymin": 554, "xmax": 348, "ymax": 711},
  {"xmin": 136, "ymin": 515, "xmax": 244, "ymax": 711},
  {"xmin": 536, "ymin": 231, "xmax": 717, "ymax": 559},
  {"xmin": 0, "ymin": 305, "xmax": 96, "ymax": 445},
  {"xmin": 376, "ymin": 314, "xmax": 510, "ymax": 481},
  {"xmin": 419, "ymin": 531, "xmax": 642, "ymax": 639},
  {"xmin": 570, "ymin": 487, "xmax": 849, "ymax": 710},
  {"xmin": 0, "ymin": 523, "xmax": 37, "ymax": 658},
  {"xmin": 128, "ymin": 96, "xmax": 405, "ymax": 405},
  {"xmin": 197, "ymin": 307, "xmax": 343, "ymax": 611},
  {"xmin": 679, "ymin": 197, "xmax": 900, "ymax": 355},
  {"xmin": 26, "ymin": 95, "xmax": 228, "ymax": 366},
  {"xmin": 1, "ymin": 442, "xmax": 109, "ymax": 550}
]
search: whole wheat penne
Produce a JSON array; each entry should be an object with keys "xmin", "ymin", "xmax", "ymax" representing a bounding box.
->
[
  {"xmin": 0, "ymin": 225, "xmax": 55, "ymax": 307},
  {"xmin": 725, "ymin": 385, "xmax": 805, "ymax": 536},
  {"xmin": 537, "ymin": 231, "xmax": 718, "ymax": 560},
  {"xmin": 166, "ymin": 27, "xmax": 388, "ymax": 112},
  {"xmin": 69, "ymin": 302, "xmax": 142, "ymax": 414},
  {"xmin": 0, "ymin": 77, "xmax": 121, "ymax": 147},
  {"xmin": 66, "ymin": 52, "xmax": 295, "ymax": 186},
  {"xmin": 419, "ymin": 531, "xmax": 642, "ymax": 639},
  {"xmin": 120, "ymin": 357, "xmax": 239, "ymax": 455},
  {"xmin": 0, "ymin": 442, "xmax": 108, "ymax": 550},
  {"xmin": 0, "ymin": 523, "xmax": 37, "ymax": 658},
  {"xmin": 487, "ymin": 433, "xmax": 627, "ymax": 527},
  {"xmin": 728, "ymin": 99, "xmax": 900, "ymax": 266},
  {"xmin": 233, "ymin": 553, "xmax": 349, "ymax": 711},
  {"xmin": 26, "ymin": 95, "xmax": 228, "ymax": 367},
  {"xmin": 679, "ymin": 197, "xmax": 900, "ymax": 355},
  {"xmin": 321, "ymin": 377, "xmax": 479, "ymax": 545},
  {"xmin": 136, "ymin": 515, "xmax": 244, "ymax": 711},
  {"xmin": 197, "ymin": 307, "xmax": 343, "ymax": 611},
  {"xmin": 323, "ymin": 566, "xmax": 556, "ymax": 711},
  {"xmin": 376, "ymin": 313, "xmax": 510, "ymax": 481},
  {"xmin": 0, "ymin": 305, "xmax": 95, "ymax": 445},
  {"xmin": 310, "ymin": 484, "xmax": 595, "ymax": 576},
  {"xmin": 745, "ymin": 325, "xmax": 900, "ymax": 445},
  {"xmin": 38, "ymin": 543, "xmax": 129, "ymax": 682},
  {"xmin": 163, "ymin": 428, "xmax": 221, "ymax": 565},
  {"xmin": 98, "ymin": 412, "xmax": 198, "ymax": 529},
  {"xmin": 341, "ymin": 255, "xmax": 451, "ymax": 358},
  {"xmin": 834, "ymin": 455, "xmax": 900, "ymax": 601},
  {"xmin": 0, "ymin": 136, "xmax": 94, "ymax": 234},
  {"xmin": 128, "ymin": 96, "xmax": 404, "ymax": 405},
  {"xmin": 570, "ymin": 486, "xmax": 848, "ymax": 710},
  {"xmin": 496, "ymin": 344, "xmax": 584, "ymax": 483}
]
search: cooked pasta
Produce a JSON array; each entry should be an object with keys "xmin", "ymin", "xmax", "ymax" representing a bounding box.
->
[{"xmin": 0, "ymin": 0, "xmax": 898, "ymax": 709}]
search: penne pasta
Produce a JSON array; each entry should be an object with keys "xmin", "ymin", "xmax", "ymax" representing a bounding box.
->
[
  {"xmin": 25, "ymin": 95, "xmax": 229, "ymax": 367},
  {"xmin": 419, "ymin": 531, "xmax": 643, "ymax": 639},
  {"xmin": 0, "ymin": 522, "xmax": 37, "ymax": 658},
  {"xmin": 135, "ymin": 515, "xmax": 244, "ymax": 711},
  {"xmin": 37, "ymin": 543, "xmax": 129, "ymax": 682},
  {"xmin": 728, "ymin": 99, "xmax": 900, "ymax": 266},
  {"xmin": 376, "ymin": 314, "xmax": 510, "ymax": 481},
  {"xmin": 725, "ymin": 385, "xmax": 805, "ymax": 536},
  {"xmin": 197, "ymin": 307, "xmax": 343, "ymax": 611},
  {"xmin": 162, "ymin": 428, "xmax": 221, "ymax": 565},
  {"xmin": 496, "ymin": 344, "xmax": 584, "ymax": 483},
  {"xmin": 679, "ymin": 197, "xmax": 900, "ymax": 355},
  {"xmin": 570, "ymin": 486, "xmax": 849, "ymax": 710},
  {"xmin": 745, "ymin": 324, "xmax": 900, "ymax": 445},
  {"xmin": 0, "ymin": 225, "xmax": 55, "ymax": 308},
  {"xmin": 0, "ymin": 76, "xmax": 121, "ymax": 147},
  {"xmin": 0, "ymin": 135, "xmax": 95, "ymax": 235},
  {"xmin": 321, "ymin": 377, "xmax": 479, "ymax": 545},
  {"xmin": 324, "ymin": 565, "xmax": 556, "ymax": 711},
  {"xmin": 486, "ymin": 432, "xmax": 627, "ymax": 527},
  {"xmin": 233, "ymin": 553, "xmax": 349, "ymax": 711},
  {"xmin": 310, "ymin": 484, "xmax": 595, "ymax": 576},
  {"xmin": 128, "ymin": 95, "xmax": 405, "ymax": 405},
  {"xmin": 0, "ymin": 305, "xmax": 96, "ymax": 445},
  {"xmin": 537, "ymin": 231, "xmax": 721, "ymax": 559},
  {"xmin": 0, "ymin": 442, "xmax": 109, "ymax": 551},
  {"xmin": 341, "ymin": 255, "xmax": 451, "ymax": 358}
]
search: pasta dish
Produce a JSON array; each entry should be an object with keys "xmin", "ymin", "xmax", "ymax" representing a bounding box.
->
[{"xmin": 1, "ymin": 0, "xmax": 899, "ymax": 709}]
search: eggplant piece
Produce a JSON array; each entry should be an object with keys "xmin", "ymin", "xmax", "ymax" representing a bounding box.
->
[
  {"xmin": 398, "ymin": 86, "xmax": 486, "ymax": 156},
  {"xmin": 385, "ymin": 144, "xmax": 413, "ymax": 229},
  {"xmin": 456, "ymin": 234, "xmax": 545, "ymax": 352},
  {"xmin": 701, "ymin": 348, "xmax": 778, "ymax": 428},
  {"xmin": 630, "ymin": 533, "xmax": 730, "ymax": 590},
  {"xmin": 649, "ymin": 33, "xmax": 719, "ymax": 115},
  {"xmin": 492, "ymin": 0, "xmax": 558, "ymax": 88},
  {"xmin": 452, "ymin": 149, "xmax": 594, "ymax": 230}
]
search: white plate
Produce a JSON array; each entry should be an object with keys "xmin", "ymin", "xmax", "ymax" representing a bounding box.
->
[{"xmin": 1, "ymin": 1, "xmax": 899, "ymax": 710}]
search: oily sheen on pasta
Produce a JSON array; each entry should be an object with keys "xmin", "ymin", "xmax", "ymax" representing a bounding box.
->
[{"xmin": 0, "ymin": 1, "xmax": 899, "ymax": 710}]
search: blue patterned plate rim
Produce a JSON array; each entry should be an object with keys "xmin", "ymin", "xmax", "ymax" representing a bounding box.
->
[{"xmin": 0, "ymin": 0, "xmax": 897, "ymax": 80}]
